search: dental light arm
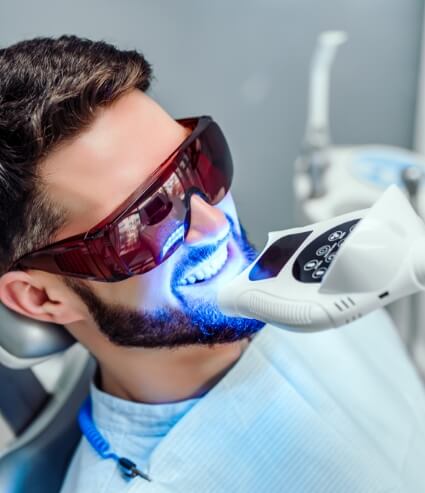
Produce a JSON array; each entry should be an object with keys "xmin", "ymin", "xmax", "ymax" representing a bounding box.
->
[
  {"xmin": 305, "ymin": 30, "xmax": 347, "ymax": 149},
  {"xmin": 218, "ymin": 186, "xmax": 425, "ymax": 331}
]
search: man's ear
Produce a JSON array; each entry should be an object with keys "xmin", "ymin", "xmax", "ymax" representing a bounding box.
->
[{"xmin": 0, "ymin": 270, "xmax": 85, "ymax": 325}]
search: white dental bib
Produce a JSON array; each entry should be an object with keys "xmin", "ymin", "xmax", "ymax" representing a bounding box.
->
[{"xmin": 61, "ymin": 310, "xmax": 425, "ymax": 493}]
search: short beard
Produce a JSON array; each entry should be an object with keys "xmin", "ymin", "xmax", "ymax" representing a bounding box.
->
[{"xmin": 63, "ymin": 221, "xmax": 265, "ymax": 348}]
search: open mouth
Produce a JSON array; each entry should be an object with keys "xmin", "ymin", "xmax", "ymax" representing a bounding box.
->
[{"xmin": 177, "ymin": 241, "xmax": 230, "ymax": 286}]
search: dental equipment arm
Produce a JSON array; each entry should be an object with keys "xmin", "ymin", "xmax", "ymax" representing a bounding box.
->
[
  {"xmin": 304, "ymin": 30, "xmax": 347, "ymax": 151},
  {"xmin": 218, "ymin": 186, "xmax": 425, "ymax": 331},
  {"xmin": 300, "ymin": 30, "xmax": 347, "ymax": 199}
]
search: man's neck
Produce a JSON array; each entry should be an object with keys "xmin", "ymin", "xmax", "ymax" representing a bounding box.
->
[{"xmin": 96, "ymin": 338, "xmax": 251, "ymax": 404}]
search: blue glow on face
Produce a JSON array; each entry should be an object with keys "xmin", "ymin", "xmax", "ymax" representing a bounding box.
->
[
  {"xmin": 70, "ymin": 215, "xmax": 264, "ymax": 348},
  {"xmin": 168, "ymin": 214, "xmax": 265, "ymax": 341},
  {"xmin": 161, "ymin": 224, "xmax": 185, "ymax": 259}
]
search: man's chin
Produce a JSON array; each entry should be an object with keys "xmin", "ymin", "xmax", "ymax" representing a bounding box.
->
[{"xmin": 177, "ymin": 296, "xmax": 265, "ymax": 344}]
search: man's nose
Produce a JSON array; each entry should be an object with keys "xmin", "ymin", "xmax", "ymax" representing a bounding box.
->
[{"xmin": 185, "ymin": 194, "xmax": 229, "ymax": 245}]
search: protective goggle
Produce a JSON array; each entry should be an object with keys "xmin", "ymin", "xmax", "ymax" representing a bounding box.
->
[{"xmin": 10, "ymin": 116, "xmax": 233, "ymax": 282}]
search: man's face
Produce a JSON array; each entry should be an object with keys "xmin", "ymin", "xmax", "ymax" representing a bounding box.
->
[{"xmin": 42, "ymin": 89, "xmax": 264, "ymax": 348}]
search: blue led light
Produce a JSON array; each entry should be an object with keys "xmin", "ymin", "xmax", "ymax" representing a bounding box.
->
[{"xmin": 161, "ymin": 224, "xmax": 185, "ymax": 258}]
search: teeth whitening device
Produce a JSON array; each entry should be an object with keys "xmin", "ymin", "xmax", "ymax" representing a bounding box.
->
[
  {"xmin": 218, "ymin": 185, "xmax": 425, "ymax": 331},
  {"xmin": 291, "ymin": 31, "xmax": 425, "ymax": 366}
]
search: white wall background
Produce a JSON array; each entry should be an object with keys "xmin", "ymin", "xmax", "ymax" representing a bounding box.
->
[{"xmin": 0, "ymin": 0, "xmax": 423, "ymax": 247}]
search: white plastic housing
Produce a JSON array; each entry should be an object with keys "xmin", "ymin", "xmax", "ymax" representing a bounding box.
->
[{"xmin": 218, "ymin": 186, "xmax": 425, "ymax": 331}]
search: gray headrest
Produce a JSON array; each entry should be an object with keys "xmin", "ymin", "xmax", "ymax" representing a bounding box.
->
[{"xmin": 0, "ymin": 303, "xmax": 75, "ymax": 369}]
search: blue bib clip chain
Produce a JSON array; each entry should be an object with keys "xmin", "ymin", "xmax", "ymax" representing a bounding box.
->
[{"xmin": 78, "ymin": 396, "xmax": 151, "ymax": 482}]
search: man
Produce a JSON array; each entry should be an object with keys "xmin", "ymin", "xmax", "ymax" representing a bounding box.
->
[{"xmin": 0, "ymin": 35, "xmax": 424, "ymax": 493}]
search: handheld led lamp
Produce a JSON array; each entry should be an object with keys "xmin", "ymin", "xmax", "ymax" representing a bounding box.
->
[{"xmin": 218, "ymin": 186, "xmax": 425, "ymax": 331}]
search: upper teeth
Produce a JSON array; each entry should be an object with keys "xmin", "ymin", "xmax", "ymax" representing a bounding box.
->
[{"xmin": 179, "ymin": 242, "xmax": 229, "ymax": 285}]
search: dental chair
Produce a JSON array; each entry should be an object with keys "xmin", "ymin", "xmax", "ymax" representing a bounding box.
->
[{"xmin": 0, "ymin": 304, "xmax": 95, "ymax": 493}]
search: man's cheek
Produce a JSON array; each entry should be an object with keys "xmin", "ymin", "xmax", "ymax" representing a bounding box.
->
[{"xmin": 217, "ymin": 193, "xmax": 241, "ymax": 235}]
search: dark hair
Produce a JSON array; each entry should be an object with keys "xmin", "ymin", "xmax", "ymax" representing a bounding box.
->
[{"xmin": 0, "ymin": 35, "xmax": 152, "ymax": 276}]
